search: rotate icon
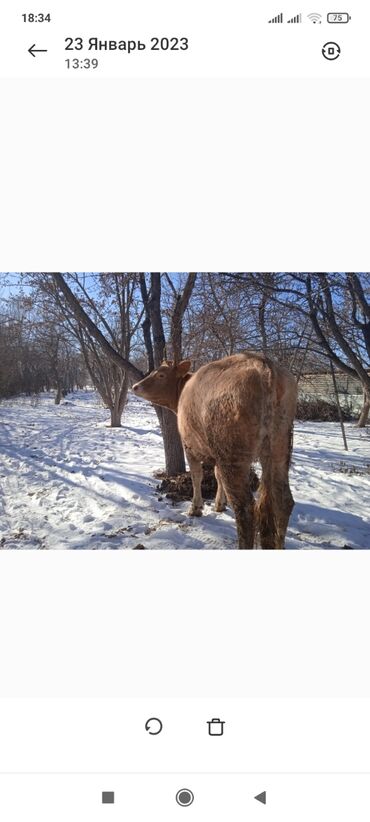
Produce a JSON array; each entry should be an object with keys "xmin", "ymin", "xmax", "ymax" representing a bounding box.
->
[{"xmin": 145, "ymin": 717, "xmax": 163, "ymax": 735}]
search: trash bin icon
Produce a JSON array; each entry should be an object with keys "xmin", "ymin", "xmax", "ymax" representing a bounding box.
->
[{"xmin": 207, "ymin": 718, "xmax": 225, "ymax": 736}]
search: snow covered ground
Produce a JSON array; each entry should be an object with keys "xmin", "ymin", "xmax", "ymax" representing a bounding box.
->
[{"xmin": 0, "ymin": 391, "xmax": 369, "ymax": 550}]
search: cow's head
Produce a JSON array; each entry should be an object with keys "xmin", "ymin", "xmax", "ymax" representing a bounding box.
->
[{"xmin": 132, "ymin": 360, "xmax": 192, "ymax": 412}]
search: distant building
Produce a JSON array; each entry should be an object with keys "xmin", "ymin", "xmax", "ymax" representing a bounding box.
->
[{"xmin": 298, "ymin": 371, "xmax": 364, "ymax": 412}]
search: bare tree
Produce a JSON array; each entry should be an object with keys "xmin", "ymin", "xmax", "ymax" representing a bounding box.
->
[
  {"xmin": 40, "ymin": 326, "xmax": 73, "ymax": 404},
  {"xmin": 49, "ymin": 274, "xmax": 143, "ymax": 381},
  {"xmin": 182, "ymin": 273, "xmax": 303, "ymax": 367},
  {"xmin": 226, "ymin": 273, "xmax": 370, "ymax": 425},
  {"xmin": 0, "ymin": 291, "xmax": 85, "ymax": 400},
  {"xmin": 49, "ymin": 273, "xmax": 197, "ymax": 473},
  {"xmin": 305, "ymin": 274, "xmax": 370, "ymax": 426},
  {"xmin": 33, "ymin": 273, "xmax": 143, "ymax": 426}
]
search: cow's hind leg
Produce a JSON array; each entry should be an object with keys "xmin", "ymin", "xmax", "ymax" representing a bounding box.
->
[
  {"xmin": 271, "ymin": 464, "xmax": 294, "ymax": 549},
  {"xmin": 217, "ymin": 462, "xmax": 255, "ymax": 549},
  {"xmin": 270, "ymin": 425, "xmax": 295, "ymax": 549},
  {"xmin": 256, "ymin": 482, "xmax": 277, "ymax": 548},
  {"xmin": 214, "ymin": 465, "xmax": 227, "ymax": 512},
  {"xmin": 257, "ymin": 441, "xmax": 277, "ymax": 549},
  {"xmin": 186, "ymin": 450, "xmax": 204, "ymax": 516}
]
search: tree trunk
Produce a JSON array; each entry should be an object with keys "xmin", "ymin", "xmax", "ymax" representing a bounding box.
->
[
  {"xmin": 357, "ymin": 388, "xmax": 370, "ymax": 427},
  {"xmin": 110, "ymin": 379, "xmax": 129, "ymax": 427},
  {"xmin": 146, "ymin": 273, "xmax": 186, "ymax": 473},
  {"xmin": 156, "ymin": 407, "xmax": 185, "ymax": 474},
  {"xmin": 139, "ymin": 272, "xmax": 194, "ymax": 474},
  {"xmin": 110, "ymin": 406, "xmax": 122, "ymax": 427},
  {"xmin": 55, "ymin": 384, "xmax": 62, "ymax": 404},
  {"xmin": 170, "ymin": 273, "xmax": 197, "ymax": 360}
]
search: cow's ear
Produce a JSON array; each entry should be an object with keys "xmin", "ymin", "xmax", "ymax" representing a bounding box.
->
[{"xmin": 176, "ymin": 360, "xmax": 192, "ymax": 376}]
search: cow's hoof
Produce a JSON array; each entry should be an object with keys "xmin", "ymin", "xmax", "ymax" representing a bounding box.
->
[
  {"xmin": 188, "ymin": 505, "xmax": 203, "ymax": 517},
  {"xmin": 214, "ymin": 502, "xmax": 226, "ymax": 512}
]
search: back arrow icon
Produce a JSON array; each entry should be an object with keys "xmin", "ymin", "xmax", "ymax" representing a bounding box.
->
[{"xmin": 28, "ymin": 44, "xmax": 48, "ymax": 57}]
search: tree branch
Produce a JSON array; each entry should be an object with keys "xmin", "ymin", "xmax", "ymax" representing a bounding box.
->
[{"xmin": 50, "ymin": 273, "xmax": 143, "ymax": 381}]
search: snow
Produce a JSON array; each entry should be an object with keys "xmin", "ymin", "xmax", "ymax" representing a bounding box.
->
[{"xmin": 0, "ymin": 391, "xmax": 369, "ymax": 550}]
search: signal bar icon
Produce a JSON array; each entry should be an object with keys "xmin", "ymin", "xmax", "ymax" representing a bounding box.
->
[
  {"xmin": 268, "ymin": 12, "xmax": 283, "ymax": 22},
  {"xmin": 287, "ymin": 13, "xmax": 302, "ymax": 22}
]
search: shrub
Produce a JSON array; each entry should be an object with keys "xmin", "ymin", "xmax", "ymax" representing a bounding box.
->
[{"xmin": 296, "ymin": 396, "xmax": 353, "ymax": 422}]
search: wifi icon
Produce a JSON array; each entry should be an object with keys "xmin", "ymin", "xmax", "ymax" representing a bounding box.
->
[{"xmin": 307, "ymin": 12, "xmax": 322, "ymax": 22}]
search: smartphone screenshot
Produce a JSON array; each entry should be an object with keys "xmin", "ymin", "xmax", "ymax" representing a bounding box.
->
[{"xmin": 0, "ymin": 2, "xmax": 369, "ymax": 820}]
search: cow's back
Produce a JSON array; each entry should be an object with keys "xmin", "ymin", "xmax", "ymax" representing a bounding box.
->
[{"xmin": 178, "ymin": 353, "xmax": 293, "ymax": 463}]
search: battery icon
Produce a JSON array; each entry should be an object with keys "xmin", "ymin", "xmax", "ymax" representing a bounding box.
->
[{"xmin": 327, "ymin": 12, "xmax": 351, "ymax": 22}]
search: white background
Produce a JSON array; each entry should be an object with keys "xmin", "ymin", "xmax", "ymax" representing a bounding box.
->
[
  {"xmin": 0, "ymin": 553, "xmax": 369, "ymax": 697},
  {"xmin": 0, "ymin": 78, "xmax": 369, "ymax": 270}
]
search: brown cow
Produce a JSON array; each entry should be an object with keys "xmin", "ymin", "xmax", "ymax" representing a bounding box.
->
[{"xmin": 132, "ymin": 353, "xmax": 297, "ymax": 549}]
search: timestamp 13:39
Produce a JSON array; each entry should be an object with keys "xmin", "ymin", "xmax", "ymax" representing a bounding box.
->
[{"xmin": 65, "ymin": 58, "xmax": 99, "ymax": 69}]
